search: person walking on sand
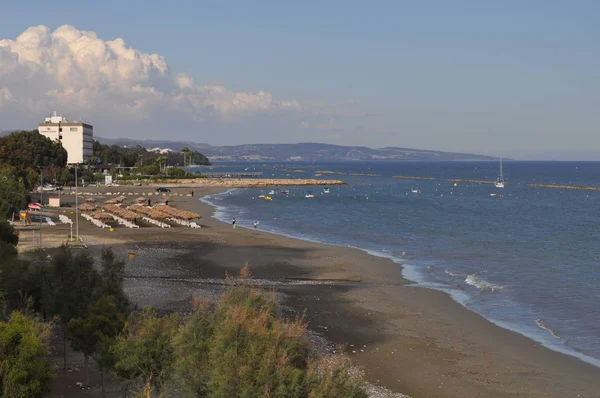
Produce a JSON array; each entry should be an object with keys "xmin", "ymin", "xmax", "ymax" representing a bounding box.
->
[
  {"xmin": 253, "ymin": 221, "xmax": 258, "ymax": 230},
  {"xmin": 232, "ymin": 217, "xmax": 236, "ymax": 229}
]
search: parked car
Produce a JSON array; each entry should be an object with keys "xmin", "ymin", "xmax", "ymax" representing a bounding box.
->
[{"xmin": 156, "ymin": 187, "xmax": 171, "ymax": 193}]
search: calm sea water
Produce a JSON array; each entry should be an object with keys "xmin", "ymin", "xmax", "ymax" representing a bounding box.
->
[{"xmin": 194, "ymin": 161, "xmax": 600, "ymax": 367}]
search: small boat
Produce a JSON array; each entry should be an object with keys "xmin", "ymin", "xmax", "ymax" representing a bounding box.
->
[
  {"xmin": 305, "ymin": 191, "xmax": 315, "ymax": 199},
  {"xmin": 280, "ymin": 190, "xmax": 289, "ymax": 195},
  {"xmin": 411, "ymin": 189, "xmax": 420, "ymax": 194},
  {"xmin": 490, "ymin": 193, "xmax": 497, "ymax": 197},
  {"xmin": 258, "ymin": 195, "xmax": 265, "ymax": 198},
  {"xmin": 323, "ymin": 187, "xmax": 330, "ymax": 194},
  {"xmin": 268, "ymin": 190, "xmax": 275, "ymax": 195},
  {"xmin": 495, "ymin": 158, "xmax": 505, "ymax": 188},
  {"xmin": 264, "ymin": 196, "xmax": 272, "ymax": 201}
]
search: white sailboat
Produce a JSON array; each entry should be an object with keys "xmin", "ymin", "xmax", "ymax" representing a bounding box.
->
[{"xmin": 495, "ymin": 158, "xmax": 505, "ymax": 188}]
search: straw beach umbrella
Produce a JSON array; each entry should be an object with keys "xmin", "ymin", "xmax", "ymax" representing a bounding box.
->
[
  {"xmin": 78, "ymin": 203, "xmax": 97, "ymax": 211},
  {"xmin": 128, "ymin": 204, "xmax": 169, "ymax": 219},
  {"xmin": 155, "ymin": 205, "xmax": 200, "ymax": 220},
  {"xmin": 85, "ymin": 198, "xmax": 97, "ymax": 203},
  {"xmin": 90, "ymin": 211, "xmax": 113, "ymax": 221}
]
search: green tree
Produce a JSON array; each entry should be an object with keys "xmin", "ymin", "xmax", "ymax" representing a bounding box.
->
[
  {"xmin": 60, "ymin": 168, "xmax": 73, "ymax": 185},
  {"xmin": 0, "ymin": 166, "xmax": 29, "ymax": 219},
  {"xmin": 112, "ymin": 308, "xmax": 180, "ymax": 398},
  {"xmin": 172, "ymin": 301, "xmax": 214, "ymax": 396},
  {"xmin": 0, "ymin": 130, "xmax": 67, "ymax": 188},
  {"xmin": 0, "ymin": 220, "xmax": 18, "ymax": 246},
  {"xmin": 42, "ymin": 247, "xmax": 100, "ymax": 370},
  {"xmin": 96, "ymin": 247, "xmax": 129, "ymax": 314},
  {"xmin": 154, "ymin": 156, "xmax": 169, "ymax": 174},
  {"xmin": 0, "ymin": 312, "xmax": 53, "ymax": 397},
  {"xmin": 143, "ymin": 165, "xmax": 159, "ymax": 176},
  {"xmin": 67, "ymin": 296, "xmax": 126, "ymax": 388},
  {"xmin": 167, "ymin": 167, "xmax": 187, "ymax": 178},
  {"xmin": 0, "ymin": 257, "xmax": 31, "ymax": 315}
]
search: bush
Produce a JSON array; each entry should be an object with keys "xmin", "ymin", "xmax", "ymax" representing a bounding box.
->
[
  {"xmin": 172, "ymin": 272, "xmax": 367, "ymax": 397},
  {"xmin": 0, "ymin": 220, "xmax": 18, "ymax": 246},
  {"xmin": 167, "ymin": 167, "xmax": 187, "ymax": 178},
  {"xmin": 143, "ymin": 165, "xmax": 160, "ymax": 175},
  {"xmin": 0, "ymin": 312, "xmax": 53, "ymax": 397}
]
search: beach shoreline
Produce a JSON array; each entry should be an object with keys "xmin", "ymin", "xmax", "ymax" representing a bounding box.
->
[{"xmin": 42, "ymin": 185, "xmax": 600, "ymax": 397}]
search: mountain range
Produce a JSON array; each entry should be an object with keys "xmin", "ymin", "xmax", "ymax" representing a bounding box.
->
[{"xmin": 95, "ymin": 138, "xmax": 495, "ymax": 161}]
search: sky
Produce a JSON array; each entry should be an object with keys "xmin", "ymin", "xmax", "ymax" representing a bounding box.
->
[{"xmin": 0, "ymin": 1, "xmax": 599, "ymax": 159}]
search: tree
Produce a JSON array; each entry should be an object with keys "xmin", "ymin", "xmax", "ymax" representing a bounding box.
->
[
  {"xmin": 0, "ymin": 166, "xmax": 29, "ymax": 219},
  {"xmin": 67, "ymin": 296, "xmax": 126, "ymax": 388},
  {"xmin": 42, "ymin": 246, "xmax": 100, "ymax": 370},
  {"xmin": 143, "ymin": 165, "xmax": 159, "ymax": 176},
  {"xmin": 154, "ymin": 156, "xmax": 169, "ymax": 174},
  {"xmin": 112, "ymin": 308, "xmax": 180, "ymax": 398},
  {"xmin": 172, "ymin": 300, "xmax": 214, "ymax": 396},
  {"xmin": 0, "ymin": 257, "xmax": 30, "ymax": 315},
  {"xmin": 167, "ymin": 167, "xmax": 187, "ymax": 178},
  {"xmin": 0, "ymin": 130, "xmax": 68, "ymax": 189},
  {"xmin": 0, "ymin": 312, "xmax": 53, "ymax": 397},
  {"xmin": 97, "ymin": 247, "xmax": 129, "ymax": 314},
  {"xmin": 0, "ymin": 220, "xmax": 18, "ymax": 246}
]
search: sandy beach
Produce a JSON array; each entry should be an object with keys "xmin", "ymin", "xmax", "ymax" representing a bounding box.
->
[{"xmin": 33, "ymin": 185, "xmax": 600, "ymax": 397}]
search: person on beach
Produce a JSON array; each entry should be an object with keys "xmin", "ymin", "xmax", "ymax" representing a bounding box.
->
[
  {"xmin": 253, "ymin": 221, "xmax": 258, "ymax": 230},
  {"xmin": 232, "ymin": 217, "xmax": 236, "ymax": 229}
]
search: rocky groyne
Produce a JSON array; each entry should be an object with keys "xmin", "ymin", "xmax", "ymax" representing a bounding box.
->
[
  {"xmin": 156, "ymin": 178, "xmax": 347, "ymax": 188},
  {"xmin": 530, "ymin": 183, "xmax": 600, "ymax": 191}
]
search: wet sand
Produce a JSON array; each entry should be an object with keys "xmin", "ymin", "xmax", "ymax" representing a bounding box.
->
[{"xmin": 46, "ymin": 186, "xmax": 600, "ymax": 397}]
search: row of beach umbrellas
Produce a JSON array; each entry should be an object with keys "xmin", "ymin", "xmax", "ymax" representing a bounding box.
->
[
  {"xmin": 102, "ymin": 204, "xmax": 139, "ymax": 221},
  {"xmin": 128, "ymin": 204, "xmax": 200, "ymax": 220}
]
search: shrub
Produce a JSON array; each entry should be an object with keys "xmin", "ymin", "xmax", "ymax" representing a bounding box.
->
[
  {"xmin": 0, "ymin": 312, "xmax": 53, "ymax": 397},
  {"xmin": 173, "ymin": 268, "xmax": 367, "ymax": 397}
]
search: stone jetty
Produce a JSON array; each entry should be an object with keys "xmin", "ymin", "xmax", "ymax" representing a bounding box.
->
[
  {"xmin": 447, "ymin": 179, "xmax": 498, "ymax": 185},
  {"xmin": 393, "ymin": 175, "xmax": 436, "ymax": 181},
  {"xmin": 159, "ymin": 178, "xmax": 347, "ymax": 188},
  {"xmin": 530, "ymin": 183, "xmax": 600, "ymax": 191}
]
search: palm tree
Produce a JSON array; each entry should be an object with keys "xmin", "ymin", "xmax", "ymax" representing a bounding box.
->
[
  {"xmin": 154, "ymin": 156, "xmax": 169, "ymax": 174},
  {"xmin": 180, "ymin": 147, "xmax": 192, "ymax": 167}
]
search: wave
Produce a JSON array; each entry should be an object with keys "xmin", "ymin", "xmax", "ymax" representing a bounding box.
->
[
  {"xmin": 445, "ymin": 269, "xmax": 458, "ymax": 278},
  {"xmin": 535, "ymin": 319, "xmax": 563, "ymax": 340},
  {"xmin": 465, "ymin": 274, "xmax": 504, "ymax": 292}
]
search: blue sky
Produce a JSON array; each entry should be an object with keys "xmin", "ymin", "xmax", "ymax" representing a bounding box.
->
[{"xmin": 1, "ymin": 1, "xmax": 599, "ymax": 159}]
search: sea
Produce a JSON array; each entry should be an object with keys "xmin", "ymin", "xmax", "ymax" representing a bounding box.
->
[{"xmin": 191, "ymin": 161, "xmax": 600, "ymax": 367}]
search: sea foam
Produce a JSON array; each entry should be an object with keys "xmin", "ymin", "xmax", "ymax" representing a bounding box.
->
[{"xmin": 465, "ymin": 274, "xmax": 504, "ymax": 292}]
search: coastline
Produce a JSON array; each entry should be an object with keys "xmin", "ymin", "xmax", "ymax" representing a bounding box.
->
[
  {"xmin": 202, "ymin": 189, "xmax": 600, "ymax": 369},
  {"xmin": 193, "ymin": 189, "xmax": 600, "ymax": 397},
  {"xmin": 50, "ymin": 186, "xmax": 600, "ymax": 397}
]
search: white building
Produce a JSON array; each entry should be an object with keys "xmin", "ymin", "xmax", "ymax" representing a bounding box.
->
[{"xmin": 38, "ymin": 112, "xmax": 93, "ymax": 164}]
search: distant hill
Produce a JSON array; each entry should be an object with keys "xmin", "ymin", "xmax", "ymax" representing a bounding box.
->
[{"xmin": 96, "ymin": 138, "xmax": 495, "ymax": 161}]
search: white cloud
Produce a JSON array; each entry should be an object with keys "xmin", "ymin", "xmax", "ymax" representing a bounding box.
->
[{"xmin": 0, "ymin": 25, "xmax": 301, "ymax": 128}]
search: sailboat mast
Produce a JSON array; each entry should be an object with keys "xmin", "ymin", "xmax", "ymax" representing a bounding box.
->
[{"xmin": 499, "ymin": 158, "xmax": 504, "ymax": 181}]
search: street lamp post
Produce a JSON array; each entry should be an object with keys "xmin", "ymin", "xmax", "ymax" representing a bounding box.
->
[
  {"xmin": 75, "ymin": 165, "xmax": 79, "ymax": 242},
  {"xmin": 39, "ymin": 170, "xmax": 43, "ymax": 249}
]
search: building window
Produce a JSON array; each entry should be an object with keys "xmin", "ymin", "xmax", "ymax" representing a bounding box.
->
[{"xmin": 70, "ymin": 127, "xmax": 78, "ymax": 131}]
